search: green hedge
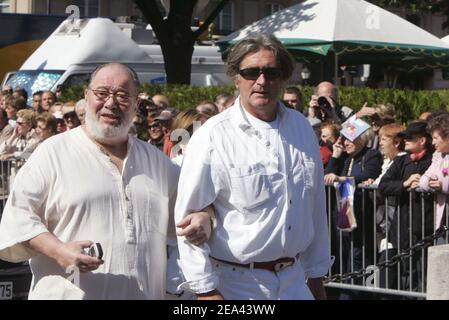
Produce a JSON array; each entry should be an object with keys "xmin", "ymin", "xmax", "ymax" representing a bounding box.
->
[
  {"xmin": 337, "ymin": 87, "xmax": 449, "ymax": 124},
  {"xmin": 60, "ymin": 84, "xmax": 236, "ymax": 110},
  {"xmin": 60, "ymin": 84, "xmax": 449, "ymax": 123},
  {"xmin": 140, "ymin": 83, "xmax": 236, "ymax": 109}
]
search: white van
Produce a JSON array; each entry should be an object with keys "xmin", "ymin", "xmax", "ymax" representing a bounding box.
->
[{"xmin": 3, "ymin": 18, "xmax": 230, "ymax": 103}]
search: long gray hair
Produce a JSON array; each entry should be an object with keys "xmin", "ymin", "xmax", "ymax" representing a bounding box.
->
[{"xmin": 225, "ymin": 34, "xmax": 295, "ymax": 81}]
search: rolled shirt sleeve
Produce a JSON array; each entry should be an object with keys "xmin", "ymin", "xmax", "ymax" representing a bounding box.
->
[
  {"xmin": 175, "ymin": 124, "xmax": 223, "ymax": 293},
  {"xmin": 0, "ymin": 147, "xmax": 51, "ymax": 262}
]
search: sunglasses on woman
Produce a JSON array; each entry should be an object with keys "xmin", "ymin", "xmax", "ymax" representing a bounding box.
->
[{"xmin": 238, "ymin": 67, "xmax": 282, "ymax": 81}]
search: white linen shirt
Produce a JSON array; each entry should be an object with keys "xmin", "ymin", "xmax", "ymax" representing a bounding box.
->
[
  {"xmin": 175, "ymin": 98, "xmax": 330, "ymax": 293},
  {"xmin": 0, "ymin": 127, "xmax": 179, "ymax": 299}
]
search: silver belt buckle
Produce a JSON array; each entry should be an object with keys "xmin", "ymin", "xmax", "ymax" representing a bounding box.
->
[{"xmin": 274, "ymin": 260, "xmax": 294, "ymax": 272}]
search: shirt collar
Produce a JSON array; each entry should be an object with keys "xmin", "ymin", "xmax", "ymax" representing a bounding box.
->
[{"xmin": 232, "ymin": 95, "xmax": 287, "ymax": 132}]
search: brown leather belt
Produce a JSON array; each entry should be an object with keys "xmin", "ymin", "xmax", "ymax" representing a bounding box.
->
[{"xmin": 211, "ymin": 255, "xmax": 298, "ymax": 272}]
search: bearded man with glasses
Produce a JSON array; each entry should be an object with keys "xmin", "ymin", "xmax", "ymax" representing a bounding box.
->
[
  {"xmin": 175, "ymin": 34, "xmax": 331, "ymax": 300},
  {"xmin": 0, "ymin": 63, "xmax": 214, "ymax": 300}
]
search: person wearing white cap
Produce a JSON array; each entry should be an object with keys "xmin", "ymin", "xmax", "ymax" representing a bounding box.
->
[{"xmin": 324, "ymin": 116, "xmax": 382, "ymax": 296}]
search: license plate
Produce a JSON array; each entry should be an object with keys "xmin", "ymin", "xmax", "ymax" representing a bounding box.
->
[{"xmin": 0, "ymin": 281, "xmax": 13, "ymax": 300}]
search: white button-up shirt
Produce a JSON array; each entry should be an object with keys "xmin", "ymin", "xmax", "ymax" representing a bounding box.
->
[
  {"xmin": 175, "ymin": 98, "xmax": 330, "ymax": 293},
  {"xmin": 0, "ymin": 127, "xmax": 179, "ymax": 299}
]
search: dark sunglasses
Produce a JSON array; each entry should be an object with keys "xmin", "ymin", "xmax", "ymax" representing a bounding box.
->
[
  {"xmin": 148, "ymin": 123, "xmax": 161, "ymax": 129},
  {"xmin": 238, "ymin": 67, "xmax": 282, "ymax": 81}
]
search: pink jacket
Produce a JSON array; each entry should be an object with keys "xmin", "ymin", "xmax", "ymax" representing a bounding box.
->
[{"xmin": 419, "ymin": 151, "xmax": 449, "ymax": 229}]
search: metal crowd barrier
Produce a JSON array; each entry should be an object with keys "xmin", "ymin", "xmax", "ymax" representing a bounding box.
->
[
  {"xmin": 0, "ymin": 159, "xmax": 30, "ymax": 300},
  {"xmin": 324, "ymin": 183, "xmax": 449, "ymax": 299},
  {"xmin": 0, "ymin": 160, "xmax": 26, "ymax": 219}
]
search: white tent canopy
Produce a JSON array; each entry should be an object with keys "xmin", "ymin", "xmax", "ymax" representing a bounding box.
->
[
  {"xmin": 21, "ymin": 18, "xmax": 152, "ymax": 70},
  {"xmin": 218, "ymin": 0, "xmax": 449, "ymax": 74}
]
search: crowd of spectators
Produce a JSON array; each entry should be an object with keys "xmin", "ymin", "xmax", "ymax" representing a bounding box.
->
[
  {"xmin": 0, "ymin": 85, "xmax": 86, "ymax": 162},
  {"xmin": 290, "ymin": 81, "xmax": 449, "ymax": 294}
]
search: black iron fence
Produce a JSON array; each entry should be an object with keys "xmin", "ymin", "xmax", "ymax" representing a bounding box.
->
[
  {"xmin": 324, "ymin": 183, "xmax": 449, "ymax": 299},
  {"xmin": 0, "ymin": 160, "xmax": 30, "ymax": 300}
]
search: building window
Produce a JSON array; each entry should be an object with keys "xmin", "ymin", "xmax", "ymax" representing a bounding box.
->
[
  {"xmin": 0, "ymin": 0, "xmax": 10, "ymax": 13},
  {"xmin": 264, "ymin": 3, "xmax": 283, "ymax": 17},
  {"xmin": 72, "ymin": 0, "xmax": 99, "ymax": 17},
  {"xmin": 217, "ymin": 1, "xmax": 234, "ymax": 34}
]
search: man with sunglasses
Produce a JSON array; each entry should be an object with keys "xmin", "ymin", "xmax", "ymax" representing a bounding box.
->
[
  {"xmin": 148, "ymin": 119, "xmax": 164, "ymax": 150},
  {"xmin": 0, "ymin": 63, "xmax": 213, "ymax": 299},
  {"xmin": 176, "ymin": 35, "xmax": 331, "ymax": 300}
]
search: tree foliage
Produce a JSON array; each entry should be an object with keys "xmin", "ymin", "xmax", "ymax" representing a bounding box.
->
[{"xmin": 373, "ymin": 0, "xmax": 449, "ymax": 29}]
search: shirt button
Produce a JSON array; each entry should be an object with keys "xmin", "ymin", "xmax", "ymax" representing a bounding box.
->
[
  {"xmin": 289, "ymin": 200, "xmax": 292, "ymax": 204},
  {"xmin": 288, "ymin": 226, "xmax": 292, "ymax": 231}
]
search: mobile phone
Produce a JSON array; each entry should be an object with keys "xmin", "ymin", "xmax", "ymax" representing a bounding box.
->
[{"xmin": 85, "ymin": 243, "xmax": 103, "ymax": 259}]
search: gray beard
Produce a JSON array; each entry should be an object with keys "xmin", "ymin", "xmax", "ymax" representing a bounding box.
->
[{"xmin": 85, "ymin": 108, "xmax": 133, "ymax": 144}]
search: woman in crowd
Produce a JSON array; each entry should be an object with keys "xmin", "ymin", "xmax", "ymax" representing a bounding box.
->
[
  {"xmin": 319, "ymin": 122, "xmax": 341, "ymax": 168},
  {"xmin": 419, "ymin": 112, "xmax": 449, "ymax": 242},
  {"xmin": 324, "ymin": 120, "xmax": 382, "ymax": 288},
  {"xmin": 170, "ymin": 108, "xmax": 204, "ymax": 164},
  {"xmin": 364, "ymin": 123, "xmax": 406, "ymax": 185},
  {"xmin": 378, "ymin": 121, "xmax": 434, "ymax": 291},
  {"xmin": 4, "ymin": 96, "xmax": 27, "ymax": 124},
  {"xmin": 362, "ymin": 123, "xmax": 405, "ymax": 288},
  {"xmin": 0, "ymin": 109, "xmax": 39, "ymax": 160},
  {"xmin": 35, "ymin": 112, "xmax": 57, "ymax": 142}
]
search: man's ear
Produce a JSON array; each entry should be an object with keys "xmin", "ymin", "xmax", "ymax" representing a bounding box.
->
[{"xmin": 234, "ymin": 75, "xmax": 240, "ymax": 90}]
